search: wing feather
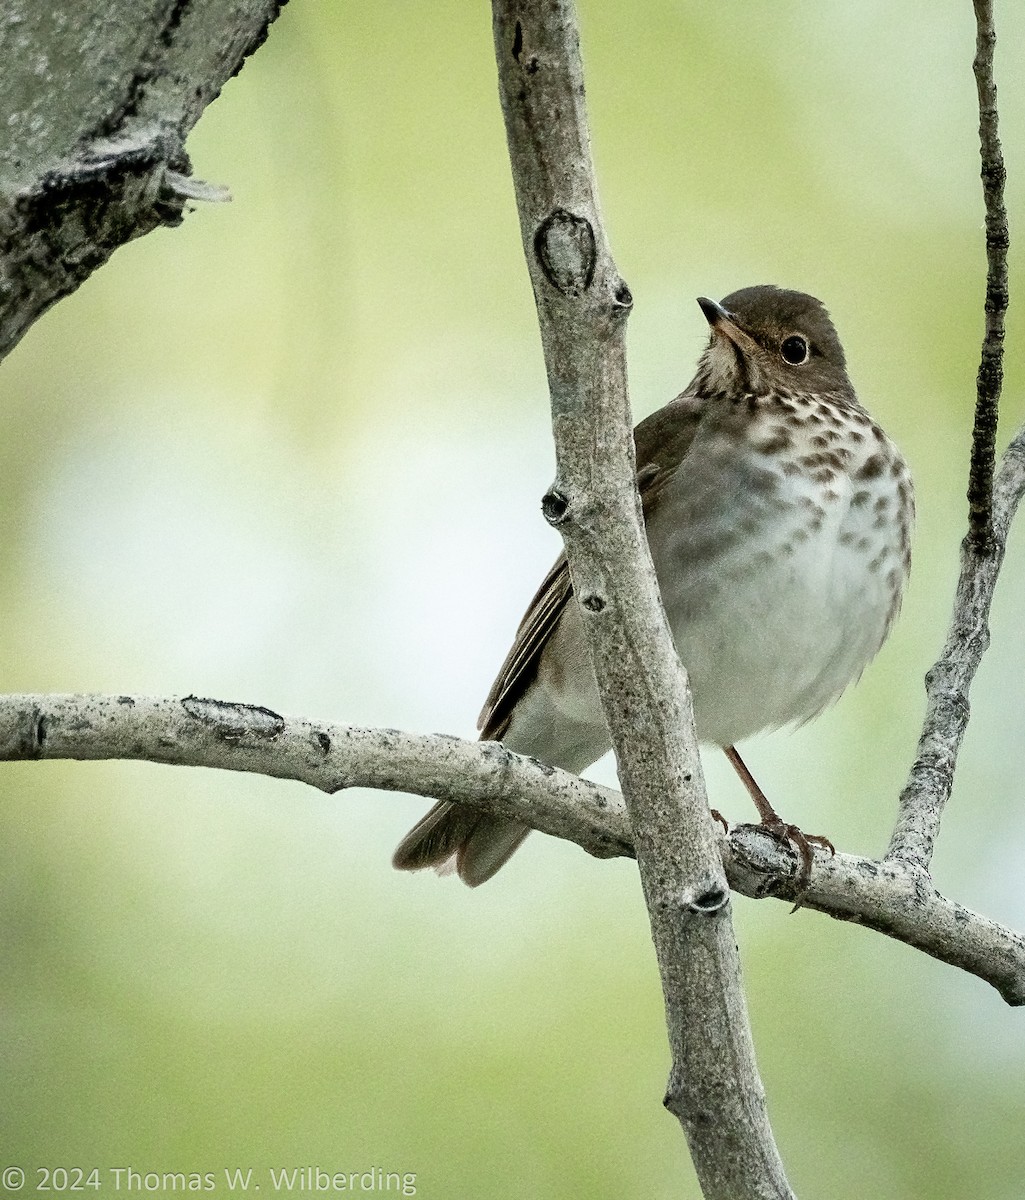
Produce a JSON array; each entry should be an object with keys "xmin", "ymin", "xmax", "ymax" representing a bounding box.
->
[
  {"xmin": 477, "ymin": 555, "xmax": 572, "ymax": 739},
  {"xmin": 477, "ymin": 393, "xmax": 704, "ymax": 743}
]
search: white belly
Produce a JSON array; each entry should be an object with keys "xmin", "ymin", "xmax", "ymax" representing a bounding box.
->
[
  {"xmin": 649, "ymin": 437, "xmax": 907, "ymax": 746},
  {"xmin": 502, "ymin": 414, "xmax": 912, "ymax": 770}
]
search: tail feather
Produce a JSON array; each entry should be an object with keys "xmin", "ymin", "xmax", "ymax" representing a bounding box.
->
[
  {"xmin": 392, "ymin": 801, "xmax": 530, "ymax": 887},
  {"xmin": 458, "ymin": 818, "xmax": 530, "ymax": 886},
  {"xmin": 392, "ymin": 801, "xmax": 474, "ymax": 870}
]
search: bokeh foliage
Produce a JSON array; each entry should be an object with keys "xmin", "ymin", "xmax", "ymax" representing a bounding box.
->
[{"xmin": 2, "ymin": 2, "xmax": 1025, "ymax": 1196}]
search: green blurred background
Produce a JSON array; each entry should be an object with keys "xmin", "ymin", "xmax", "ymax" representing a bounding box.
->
[{"xmin": 3, "ymin": 1, "xmax": 1025, "ymax": 1196}]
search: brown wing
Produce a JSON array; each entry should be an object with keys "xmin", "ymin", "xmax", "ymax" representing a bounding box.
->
[
  {"xmin": 477, "ymin": 393, "xmax": 705, "ymax": 742},
  {"xmin": 633, "ymin": 393, "xmax": 704, "ymax": 517},
  {"xmin": 477, "ymin": 554, "xmax": 572, "ymax": 739}
]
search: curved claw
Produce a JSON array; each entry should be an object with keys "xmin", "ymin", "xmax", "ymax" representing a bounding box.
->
[
  {"xmin": 758, "ymin": 819, "xmax": 835, "ymax": 908},
  {"xmin": 720, "ymin": 745, "xmax": 835, "ymax": 908}
]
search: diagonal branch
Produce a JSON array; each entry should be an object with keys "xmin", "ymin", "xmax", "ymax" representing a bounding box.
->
[
  {"xmin": 888, "ymin": 0, "xmax": 1014, "ymax": 869},
  {"xmin": 728, "ymin": 829, "xmax": 1025, "ymax": 1007},
  {"xmin": 490, "ymin": 2, "xmax": 793, "ymax": 1196},
  {"xmin": 888, "ymin": 424, "xmax": 1025, "ymax": 868}
]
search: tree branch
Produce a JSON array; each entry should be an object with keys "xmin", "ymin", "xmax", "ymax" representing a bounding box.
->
[
  {"xmin": 887, "ymin": 0, "xmax": 1013, "ymax": 867},
  {"xmin": 888, "ymin": 427, "xmax": 1022, "ymax": 868},
  {"xmin": 490, "ymin": 3, "xmax": 796, "ymax": 1196},
  {"xmin": 2, "ymin": 2, "xmax": 1020, "ymax": 1191},
  {"xmin": 888, "ymin": 424, "xmax": 1025, "ymax": 868},
  {"xmin": 2, "ymin": 690, "xmax": 1022, "ymax": 1006},
  {"xmin": 0, "ymin": 692, "xmax": 631, "ymax": 859},
  {"xmin": 966, "ymin": 0, "xmax": 1009, "ymax": 550},
  {"xmin": 728, "ymin": 830, "xmax": 1025, "ymax": 1007},
  {"xmin": 0, "ymin": 0, "xmax": 284, "ymax": 362}
]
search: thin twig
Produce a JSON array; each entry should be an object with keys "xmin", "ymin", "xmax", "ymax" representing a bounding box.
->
[
  {"xmin": 967, "ymin": 0, "xmax": 1009, "ymax": 550},
  {"xmin": 887, "ymin": 0, "xmax": 1016, "ymax": 868},
  {"xmin": 888, "ymin": 424, "xmax": 1025, "ymax": 868}
]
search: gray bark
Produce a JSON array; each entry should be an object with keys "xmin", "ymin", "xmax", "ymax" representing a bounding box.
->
[
  {"xmin": 490, "ymin": 3, "xmax": 794, "ymax": 1196},
  {"xmin": 2, "ymin": 691, "xmax": 1021, "ymax": 1007},
  {"xmin": 0, "ymin": 0, "xmax": 286, "ymax": 360},
  {"xmin": 1, "ymin": 2, "xmax": 1022, "ymax": 1196}
]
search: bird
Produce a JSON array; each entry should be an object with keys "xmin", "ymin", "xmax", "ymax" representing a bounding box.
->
[{"xmin": 393, "ymin": 285, "xmax": 914, "ymax": 886}]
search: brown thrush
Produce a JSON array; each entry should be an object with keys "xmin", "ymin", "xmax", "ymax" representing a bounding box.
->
[{"xmin": 394, "ymin": 285, "xmax": 914, "ymax": 885}]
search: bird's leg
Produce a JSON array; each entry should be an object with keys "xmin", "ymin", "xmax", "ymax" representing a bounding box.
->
[{"xmin": 722, "ymin": 745, "xmax": 834, "ymax": 893}]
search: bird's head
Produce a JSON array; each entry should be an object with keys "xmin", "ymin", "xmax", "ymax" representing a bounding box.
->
[{"xmin": 695, "ymin": 285, "xmax": 853, "ymax": 400}]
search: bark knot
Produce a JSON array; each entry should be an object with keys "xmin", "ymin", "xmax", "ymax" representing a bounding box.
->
[
  {"xmin": 541, "ymin": 488, "xmax": 569, "ymax": 525},
  {"xmin": 533, "ymin": 209, "xmax": 596, "ymax": 297},
  {"xmin": 180, "ymin": 695, "xmax": 285, "ymax": 743}
]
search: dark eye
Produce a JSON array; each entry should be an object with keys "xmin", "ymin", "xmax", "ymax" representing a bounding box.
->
[{"xmin": 780, "ymin": 335, "xmax": 809, "ymax": 365}]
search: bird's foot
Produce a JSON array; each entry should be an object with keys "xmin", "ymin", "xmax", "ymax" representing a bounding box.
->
[
  {"xmin": 721, "ymin": 745, "xmax": 834, "ymax": 905},
  {"xmin": 710, "ymin": 808, "xmax": 730, "ymax": 835},
  {"xmin": 758, "ymin": 818, "xmax": 835, "ymax": 906}
]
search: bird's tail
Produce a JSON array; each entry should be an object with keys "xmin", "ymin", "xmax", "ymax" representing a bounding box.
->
[{"xmin": 391, "ymin": 801, "xmax": 530, "ymax": 887}]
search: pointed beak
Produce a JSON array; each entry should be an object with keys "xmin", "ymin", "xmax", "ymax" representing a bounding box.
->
[
  {"xmin": 697, "ymin": 296, "xmax": 731, "ymax": 328},
  {"xmin": 696, "ymin": 296, "xmax": 757, "ymax": 353}
]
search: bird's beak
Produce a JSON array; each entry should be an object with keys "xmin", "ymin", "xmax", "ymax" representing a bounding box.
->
[
  {"xmin": 696, "ymin": 296, "xmax": 758, "ymax": 354},
  {"xmin": 696, "ymin": 296, "xmax": 731, "ymax": 328}
]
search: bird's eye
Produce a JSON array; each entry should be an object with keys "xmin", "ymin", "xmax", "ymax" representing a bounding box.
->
[{"xmin": 780, "ymin": 335, "xmax": 809, "ymax": 365}]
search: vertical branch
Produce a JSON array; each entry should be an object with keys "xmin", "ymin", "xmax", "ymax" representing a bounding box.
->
[
  {"xmin": 490, "ymin": 3, "xmax": 794, "ymax": 1197},
  {"xmin": 967, "ymin": 0, "xmax": 1009, "ymax": 551},
  {"xmin": 887, "ymin": 0, "xmax": 1012, "ymax": 866}
]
